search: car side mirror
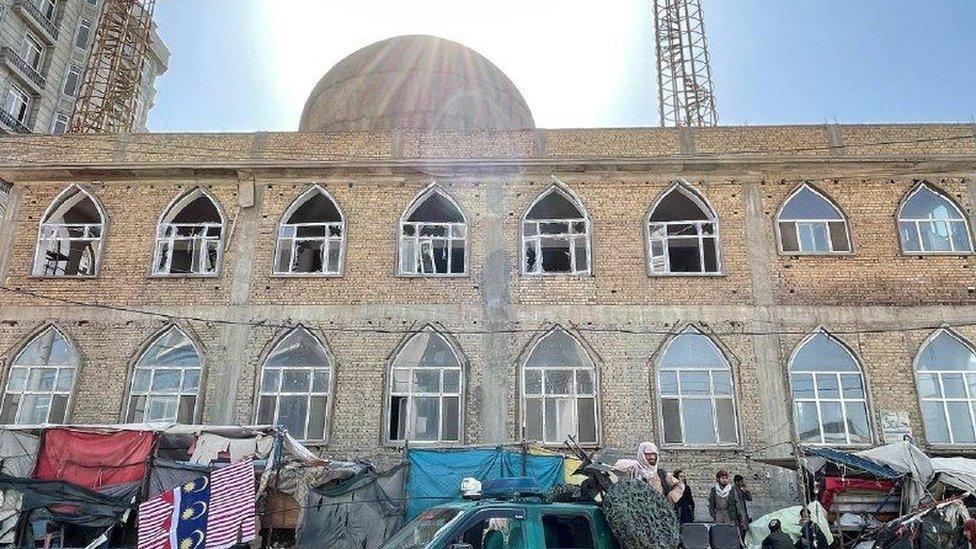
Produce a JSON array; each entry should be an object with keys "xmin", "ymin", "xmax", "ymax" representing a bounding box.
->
[{"xmin": 449, "ymin": 544, "xmax": 474, "ymax": 549}]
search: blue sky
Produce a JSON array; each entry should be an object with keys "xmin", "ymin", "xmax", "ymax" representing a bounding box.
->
[{"xmin": 147, "ymin": 1, "xmax": 976, "ymax": 132}]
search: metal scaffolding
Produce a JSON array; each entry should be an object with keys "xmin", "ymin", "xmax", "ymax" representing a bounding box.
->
[
  {"xmin": 653, "ymin": 0, "xmax": 718, "ymax": 127},
  {"xmin": 69, "ymin": 0, "xmax": 156, "ymax": 133}
]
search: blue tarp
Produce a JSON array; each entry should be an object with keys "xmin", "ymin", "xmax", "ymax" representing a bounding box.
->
[
  {"xmin": 802, "ymin": 446, "xmax": 903, "ymax": 479},
  {"xmin": 406, "ymin": 447, "xmax": 565, "ymax": 519}
]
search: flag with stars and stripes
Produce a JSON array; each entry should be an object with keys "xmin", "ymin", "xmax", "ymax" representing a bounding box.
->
[{"xmin": 137, "ymin": 460, "xmax": 256, "ymax": 549}]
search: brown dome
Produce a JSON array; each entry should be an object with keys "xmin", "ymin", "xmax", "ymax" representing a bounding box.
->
[{"xmin": 299, "ymin": 35, "xmax": 535, "ymax": 132}]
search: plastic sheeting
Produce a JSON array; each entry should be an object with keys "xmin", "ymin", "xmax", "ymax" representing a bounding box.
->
[
  {"xmin": 0, "ymin": 430, "xmax": 39, "ymax": 544},
  {"xmin": 33, "ymin": 428, "xmax": 156, "ymax": 490},
  {"xmin": 148, "ymin": 459, "xmax": 212, "ymax": 499},
  {"xmin": 856, "ymin": 441, "xmax": 934, "ymax": 510},
  {"xmin": 931, "ymin": 457, "xmax": 976, "ymax": 494},
  {"xmin": 406, "ymin": 447, "xmax": 564, "ymax": 519},
  {"xmin": 0, "ymin": 473, "xmax": 134, "ymax": 528},
  {"xmin": 744, "ymin": 501, "xmax": 834, "ymax": 549},
  {"xmin": 296, "ymin": 463, "xmax": 408, "ymax": 549}
]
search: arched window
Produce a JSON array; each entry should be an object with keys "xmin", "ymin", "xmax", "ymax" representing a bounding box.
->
[
  {"xmin": 522, "ymin": 328, "xmax": 598, "ymax": 444},
  {"xmin": 646, "ymin": 184, "xmax": 720, "ymax": 274},
  {"xmin": 0, "ymin": 326, "xmax": 78, "ymax": 424},
  {"xmin": 788, "ymin": 331, "xmax": 872, "ymax": 445},
  {"xmin": 776, "ymin": 184, "xmax": 851, "ymax": 254},
  {"xmin": 399, "ymin": 185, "xmax": 467, "ymax": 276},
  {"xmin": 274, "ymin": 186, "xmax": 345, "ymax": 275},
  {"xmin": 898, "ymin": 184, "xmax": 973, "ymax": 254},
  {"xmin": 126, "ymin": 326, "xmax": 202, "ymax": 423},
  {"xmin": 257, "ymin": 327, "xmax": 333, "ymax": 441},
  {"xmin": 33, "ymin": 185, "xmax": 105, "ymax": 277},
  {"xmin": 915, "ymin": 329, "xmax": 976, "ymax": 445},
  {"xmin": 657, "ymin": 327, "xmax": 738, "ymax": 445},
  {"xmin": 153, "ymin": 188, "xmax": 224, "ymax": 275},
  {"xmin": 522, "ymin": 184, "xmax": 591, "ymax": 275},
  {"xmin": 388, "ymin": 327, "xmax": 463, "ymax": 443}
]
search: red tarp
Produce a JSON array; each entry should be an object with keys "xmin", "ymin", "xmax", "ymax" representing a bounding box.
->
[
  {"xmin": 33, "ymin": 428, "xmax": 156, "ymax": 490},
  {"xmin": 820, "ymin": 477, "xmax": 897, "ymax": 511}
]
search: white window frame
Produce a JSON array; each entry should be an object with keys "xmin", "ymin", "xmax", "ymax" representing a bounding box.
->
[
  {"xmin": 38, "ymin": 0, "xmax": 57, "ymax": 21},
  {"xmin": 273, "ymin": 185, "xmax": 345, "ymax": 277},
  {"xmin": 4, "ymin": 86, "xmax": 31, "ymax": 123},
  {"xmin": 788, "ymin": 330, "xmax": 873, "ymax": 447},
  {"xmin": 50, "ymin": 111, "xmax": 69, "ymax": 134},
  {"xmin": 32, "ymin": 185, "xmax": 105, "ymax": 277},
  {"xmin": 521, "ymin": 328, "xmax": 600, "ymax": 446},
  {"xmin": 897, "ymin": 184, "xmax": 974, "ymax": 255},
  {"xmin": 256, "ymin": 327, "xmax": 334, "ymax": 442},
  {"xmin": 656, "ymin": 327, "xmax": 739, "ymax": 447},
  {"xmin": 0, "ymin": 326, "xmax": 78, "ymax": 425},
  {"xmin": 125, "ymin": 326, "xmax": 202, "ymax": 424},
  {"xmin": 915, "ymin": 329, "xmax": 976, "ymax": 446},
  {"xmin": 398, "ymin": 184, "xmax": 467, "ymax": 277},
  {"xmin": 74, "ymin": 18, "xmax": 92, "ymax": 49},
  {"xmin": 646, "ymin": 183, "xmax": 722, "ymax": 276},
  {"xmin": 521, "ymin": 182, "xmax": 592, "ymax": 276},
  {"xmin": 386, "ymin": 327, "xmax": 464, "ymax": 445},
  {"xmin": 152, "ymin": 188, "xmax": 225, "ymax": 277},
  {"xmin": 776, "ymin": 184, "xmax": 852, "ymax": 255},
  {"xmin": 18, "ymin": 30, "xmax": 43, "ymax": 70},
  {"xmin": 62, "ymin": 65, "xmax": 81, "ymax": 97}
]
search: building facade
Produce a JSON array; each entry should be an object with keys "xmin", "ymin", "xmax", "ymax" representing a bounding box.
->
[
  {"xmin": 0, "ymin": 0, "xmax": 168, "ymax": 135},
  {"xmin": 0, "ymin": 36, "xmax": 975, "ymax": 515}
]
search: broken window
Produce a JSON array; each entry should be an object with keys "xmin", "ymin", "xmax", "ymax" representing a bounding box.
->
[
  {"xmin": 388, "ymin": 327, "xmax": 463, "ymax": 443},
  {"xmin": 126, "ymin": 326, "xmax": 202, "ymax": 424},
  {"xmin": 522, "ymin": 328, "xmax": 598, "ymax": 445},
  {"xmin": 915, "ymin": 329, "xmax": 976, "ymax": 445},
  {"xmin": 789, "ymin": 330, "xmax": 871, "ymax": 446},
  {"xmin": 658, "ymin": 327, "xmax": 738, "ymax": 445},
  {"xmin": 399, "ymin": 186, "xmax": 466, "ymax": 276},
  {"xmin": 522, "ymin": 185, "xmax": 591, "ymax": 275},
  {"xmin": 153, "ymin": 188, "xmax": 224, "ymax": 276},
  {"xmin": 898, "ymin": 183, "xmax": 973, "ymax": 254},
  {"xmin": 257, "ymin": 327, "xmax": 333, "ymax": 441},
  {"xmin": 33, "ymin": 186, "xmax": 104, "ymax": 277},
  {"xmin": 647, "ymin": 184, "xmax": 720, "ymax": 274},
  {"xmin": 777, "ymin": 184, "xmax": 851, "ymax": 254},
  {"xmin": 274, "ymin": 186, "xmax": 344, "ymax": 275},
  {"xmin": 0, "ymin": 326, "xmax": 78, "ymax": 425}
]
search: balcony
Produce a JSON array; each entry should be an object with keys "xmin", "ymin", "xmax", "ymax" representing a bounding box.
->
[
  {"xmin": 2, "ymin": 47, "xmax": 46, "ymax": 94},
  {"xmin": 0, "ymin": 110, "xmax": 30, "ymax": 134},
  {"xmin": 12, "ymin": 0, "xmax": 59, "ymax": 44}
]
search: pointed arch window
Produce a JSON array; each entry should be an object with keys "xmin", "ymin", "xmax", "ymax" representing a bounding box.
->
[
  {"xmin": 274, "ymin": 186, "xmax": 345, "ymax": 275},
  {"xmin": 388, "ymin": 328, "xmax": 463, "ymax": 443},
  {"xmin": 776, "ymin": 184, "xmax": 851, "ymax": 254},
  {"xmin": 657, "ymin": 328, "xmax": 738, "ymax": 445},
  {"xmin": 522, "ymin": 328, "xmax": 598, "ymax": 444},
  {"xmin": 788, "ymin": 331, "xmax": 872, "ymax": 445},
  {"xmin": 647, "ymin": 184, "xmax": 720, "ymax": 274},
  {"xmin": 153, "ymin": 188, "xmax": 224, "ymax": 276},
  {"xmin": 522, "ymin": 185, "xmax": 591, "ymax": 275},
  {"xmin": 898, "ymin": 184, "xmax": 973, "ymax": 254},
  {"xmin": 399, "ymin": 186, "xmax": 467, "ymax": 276},
  {"xmin": 257, "ymin": 328, "xmax": 333, "ymax": 441},
  {"xmin": 1, "ymin": 327, "xmax": 78, "ymax": 425},
  {"xmin": 33, "ymin": 185, "xmax": 105, "ymax": 277},
  {"xmin": 915, "ymin": 329, "xmax": 976, "ymax": 445},
  {"xmin": 126, "ymin": 326, "xmax": 202, "ymax": 423}
]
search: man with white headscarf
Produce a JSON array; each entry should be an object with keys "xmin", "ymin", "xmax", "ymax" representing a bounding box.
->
[{"xmin": 633, "ymin": 442, "xmax": 685, "ymax": 503}]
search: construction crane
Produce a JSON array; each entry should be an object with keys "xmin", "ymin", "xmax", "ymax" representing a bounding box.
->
[
  {"xmin": 70, "ymin": 0, "xmax": 156, "ymax": 133},
  {"xmin": 653, "ymin": 0, "xmax": 718, "ymax": 127}
]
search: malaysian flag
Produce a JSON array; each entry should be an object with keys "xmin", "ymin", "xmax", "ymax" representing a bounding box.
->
[{"xmin": 137, "ymin": 460, "xmax": 256, "ymax": 549}]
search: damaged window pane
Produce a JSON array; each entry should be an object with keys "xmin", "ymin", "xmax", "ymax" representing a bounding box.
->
[
  {"xmin": 400, "ymin": 187, "xmax": 467, "ymax": 276},
  {"xmin": 274, "ymin": 187, "xmax": 345, "ymax": 275},
  {"xmin": 916, "ymin": 330, "xmax": 976, "ymax": 445},
  {"xmin": 522, "ymin": 328, "xmax": 599, "ymax": 445},
  {"xmin": 1, "ymin": 327, "xmax": 79, "ymax": 425},
  {"xmin": 153, "ymin": 188, "xmax": 224, "ymax": 275},
  {"xmin": 389, "ymin": 328, "xmax": 463, "ymax": 443},
  {"xmin": 257, "ymin": 327, "xmax": 333, "ymax": 441},
  {"xmin": 657, "ymin": 327, "xmax": 739, "ymax": 446},
  {"xmin": 646, "ymin": 184, "xmax": 720, "ymax": 275},
  {"xmin": 523, "ymin": 186, "xmax": 590, "ymax": 275},
  {"xmin": 777, "ymin": 184, "xmax": 851, "ymax": 254},
  {"xmin": 126, "ymin": 326, "xmax": 202, "ymax": 424},
  {"xmin": 33, "ymin": 186, "xmax": 105, "ymax": 277}
]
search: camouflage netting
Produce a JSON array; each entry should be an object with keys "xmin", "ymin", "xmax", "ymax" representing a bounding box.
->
[
  {"xmin": 602, "ymin": 479, "xmax": 680, "ymax": 549},
  {"xmin": 544, "ymin": 483, "xmax": 582, "ymax": 503}
]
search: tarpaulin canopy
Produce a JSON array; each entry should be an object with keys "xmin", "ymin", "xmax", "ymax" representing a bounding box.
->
[
  {"xmin": 33, "ymin": 428, "xmax": 156, "ymax": 490},
  {"xmin": 0, "ymin": 430, "xmax": 39, "ymax": 544},
  {"xmin": 406, "ymin": 446, "xmax": 564, "ymax": 519},
  {"xmin": 0, "ymin": 473, "xmax": 132, "ymax": 528},
  {"xmin": 931, "ymin": 457, "xmax": 976, "ymax": 494},
  {"xmin": 856, "ymin": 441, "xmax": 935, "ymax": 510},
  {"xmin": 802, "ymin": 446, "xmax": 903, "ymax": 479}
]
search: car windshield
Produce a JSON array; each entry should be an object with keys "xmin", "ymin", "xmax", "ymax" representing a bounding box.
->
[{"xmin": 380, "ymin": 507, "xmax": 462, "ymax": 549}]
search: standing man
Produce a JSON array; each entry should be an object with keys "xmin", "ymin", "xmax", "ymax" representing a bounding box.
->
[
  {"xmin": 732, "ymin": 474, "xmax": 753, "ymax": 534},
  {"xmin": 673, "ymin": 469, "xmax": 696, "ymax": 524},
  {"xmin": 632, "ymin": 442, "xmax": 685, "ymax": 504}
]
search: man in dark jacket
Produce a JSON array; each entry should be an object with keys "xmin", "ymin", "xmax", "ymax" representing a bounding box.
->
[
  {"xmin": 673, "ymin": 469, "xmax": 695, "ymax": 524},
  {"xmin": 762, "ymin": 519, "xmax": 794, "ymax": 549},
  {"xmin": 796, "ymin": 508, "xmax": 830, "ymax": 548},
  {"xmin": 733, "ymin": 474, "xmax": 752, "ymax": 533}
]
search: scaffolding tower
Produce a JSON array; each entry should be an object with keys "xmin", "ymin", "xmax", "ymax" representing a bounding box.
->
[
  {"xmin": 653, "ymin": 0, "xmax": 718, "ymax": 127},
  {"xmin": 70, "ymin": 0, "xmax": 156, "ymax": 133}
]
